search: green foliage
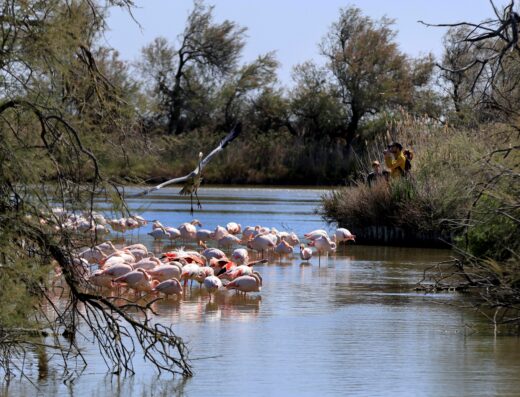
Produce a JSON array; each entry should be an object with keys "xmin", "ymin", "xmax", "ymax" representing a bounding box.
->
[
  {"xmin": 138, "ymin": 0, "xmax": 247, "ymax": 134},
  {"xmin": 464, "ymin": 196, "xmax": 520, "ymax": 261},
  {"xmin": 318, "ymin": 6, "xmax": 436, "ymax": 145}
]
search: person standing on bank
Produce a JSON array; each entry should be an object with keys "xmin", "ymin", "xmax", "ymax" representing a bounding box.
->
[
  {"xmin": 384, "ymin": 142, "xmax": 406, "ymax": 178},
  {"xmin": 367, "ymin": 160, "xmax": 389, "ymax": 186}
]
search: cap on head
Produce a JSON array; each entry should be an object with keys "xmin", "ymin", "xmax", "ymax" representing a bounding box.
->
[{"xmin": 390, "ymin": 142, "xmax": 403, "ymax": 151}]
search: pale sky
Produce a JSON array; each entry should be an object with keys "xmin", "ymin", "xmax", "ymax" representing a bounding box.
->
[{"xmin": 105, "ymin": 0, "xmax": 505, "ymax": 86}]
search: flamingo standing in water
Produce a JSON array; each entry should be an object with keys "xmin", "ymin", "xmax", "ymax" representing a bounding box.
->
[
  {"xmin": 201, "ymin": 247, "xmax": 227, "ymax": 262},
  {"xmin": 226, "ymin": 271, "xmax": 263, "ymax": 296},
  {"xmin": 179, "ymin": 220, "xmax": 202, "ymax": 242},
  {"xmin": 209, "ymin": 258, "xmax": 236, "ymax": 276},
  {"xmin": 203, "ymin": 275, "xmax": 222, "ymax": 301},
  {"xmin": 113, "ymin": 268, "xmax": 154, "ymax": 295},
  {"xmin": 219, "ymin": 265, "xmax": 254, "ymax": 281},
  {"xmin": 274, "ymin": 237, "xmax": 293, "ymax": 262},
  {"xmin": 165, "ymin": 226, "xmax": 181, "ymax": 241},
  {"xmin": 98, "ymin": 263, "xmax": 133, "ymax": 279},
  {"xmin": 211, "ymin": 225, "xmax": 229, "ymax": 241},
  {"xmin": 310, "ymin": 235, "xmax": 336, "ymax": 266},
  {"xmin": 300, "ymin": 244, "xmax": 313, "ymax": 261},
  {"xmin": 231, "ymin": 248, "xmax": 249, "ymax": 265},
  {"xmin": 304, "ymin": 229, "xmax": 329, "ymax": 242},
  {"xmin": 218, "ymin": 234, "xmax": 241, "ymax": 249},
  {"xmin": 196, "ymin": 228, "xmax": 213, "ymax": 244},
  {"xmin": 101, "ymin": 250, "xmax": 135, "ymax": 268},
  {"xmin": 180, "ymin": 263, "xmax": 203, "ymax": 288},
  {"xmin": 89, "ymin": 270, "xmax": 113, "ymax": 289},
  {"xmin": 247, "ymin": 233, "xmax": 276, "ymax": 258},
  {"xmin": 335, "ymin": 228, "xmax": 356, "ymax": 244},
  {"xmin": 148, "ymin": 228, "xmax": 170, "ymax": 241},
  {"xmin": 278, "ymin": 232, "xmax": 300, "ymax": 247},
  {"xmin": 131, "ymin": 256, "xmax": 162, "ymax": 270},
  {"xmin": 153, "ymin": 279, "xmax": 183, "ymax": 298},
  {"xmin": 226, "ymin": 222, "xmax": 242, "ymax": 235},
  {"xmin": 79, "ymin": 247, "xmax": 106, "ymax": 264},
  {"xmin": 146, "ymin": 263, "xmax": 182, "ymax": 282}
]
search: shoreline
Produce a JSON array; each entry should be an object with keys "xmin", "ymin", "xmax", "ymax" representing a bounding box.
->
[{"xmin": 341, "ymin": 225, "xmax": 454, "ymax": 249}]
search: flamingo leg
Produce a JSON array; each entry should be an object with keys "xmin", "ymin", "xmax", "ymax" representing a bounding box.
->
[{"xmin": 195, "ymin": 190, "xmax": 202, "ymax": 210}]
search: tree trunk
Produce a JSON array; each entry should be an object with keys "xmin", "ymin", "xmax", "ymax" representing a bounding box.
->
[
  {"xmin": 345, "ymin": 107, "xmax": 360, "ymax": 148},
  {"xmin": 168, "ymin": 58, "xmax": 185, "ymax": 135}
]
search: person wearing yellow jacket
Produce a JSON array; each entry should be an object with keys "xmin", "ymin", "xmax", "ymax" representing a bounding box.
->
[{"xmin": 384, "ymin": 142, "xmax": 406, "ymax": 178}]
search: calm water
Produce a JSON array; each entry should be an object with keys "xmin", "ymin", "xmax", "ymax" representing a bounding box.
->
[{"xmin": 5, "ymin": 187, "xmax": 520, "ymax": 397}]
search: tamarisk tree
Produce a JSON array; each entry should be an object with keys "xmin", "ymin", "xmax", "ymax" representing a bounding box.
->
[{"xmin": 0, "ymin": 0, "xmax": 192, "ymax": 380}]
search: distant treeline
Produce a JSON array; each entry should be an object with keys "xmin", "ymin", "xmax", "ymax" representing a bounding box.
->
[{"xmin": 1, "ymin": 0, "xmax": 505, "ymax": 185}]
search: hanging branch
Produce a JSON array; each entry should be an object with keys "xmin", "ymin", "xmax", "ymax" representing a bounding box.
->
[{"xmin": 419, "ymin": 0, "xmax": 520, "ymax": 93}]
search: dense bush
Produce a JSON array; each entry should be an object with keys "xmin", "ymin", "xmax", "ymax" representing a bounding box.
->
[{"xmin": 321, "ymin": 115, "xmax": 483, "ymax": 235}]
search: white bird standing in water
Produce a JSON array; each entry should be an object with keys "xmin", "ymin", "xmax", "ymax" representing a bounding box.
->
[
  {"xmin": 218, "ymin": 234, "xmax": 241, "ymax": 249},
  {"xmin": 145, "ymin": 263, "xmax": 182, "ymax": 282},
  {"xmin": 165, "ymin": 226, "xmax": 181, "ymax": 240}
]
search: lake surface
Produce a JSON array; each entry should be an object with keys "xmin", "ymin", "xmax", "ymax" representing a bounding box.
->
[{"xmin": 5, "ymin": 187, "xmax": 520, "ymax": 397}]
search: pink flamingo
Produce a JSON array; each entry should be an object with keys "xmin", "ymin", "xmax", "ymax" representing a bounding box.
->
[
  {"xmin": 113, "ymin": 268, "xmax": 154, "ymax": 294},
  {"xmin": 226, "ymin": 222, "xmax": 242, "ymax": 235},
  {"xmin": 146, "ymin": 263, "xmax": 182, "ymax": 282},
  {"xmin": 231, "ymin": 248, "xmax": 249, "ymax": 265},
  {"xmin": 153, "ymin": 279, "xmax": 183, "ymax": 298},
  {"xmin": 226, "ymin": 271, "xmax": 263, "ymax": 296},
  {"xmin": 203, "ymin": 276, "xmax": 222, "ymax": 301},
  {"xmin": 300, "ymin": 244, "xmax": 313, "ymax": 261},
  {"xmin": 334, "ymin": 228, "xmax": 356, "ymax": 244}
]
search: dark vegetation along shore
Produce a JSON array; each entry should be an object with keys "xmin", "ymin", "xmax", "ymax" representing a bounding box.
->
[{"xmin": 0, "ymin": 0, "xmax": 519, "ymax": 382}]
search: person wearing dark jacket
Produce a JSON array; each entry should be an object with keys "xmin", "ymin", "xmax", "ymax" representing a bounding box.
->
[{"xmin": 367, "ymin": 160, "xmax": 389, "ymax": 186}]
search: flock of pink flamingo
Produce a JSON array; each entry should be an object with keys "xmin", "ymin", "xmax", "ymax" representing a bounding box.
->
[{"xmin": 61, "ymin": 210, "xmax": 355, "ymax": 301}]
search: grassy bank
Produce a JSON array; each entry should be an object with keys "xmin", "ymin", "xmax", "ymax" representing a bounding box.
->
[{"xmin": 321, "ymin": 115, "xmax": 484, "ymax": 236}]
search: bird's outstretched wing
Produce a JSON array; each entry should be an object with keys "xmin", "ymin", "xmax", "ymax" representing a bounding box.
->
[
  {"xmin": 128, "ymin": 123, "xmax": 242, "ymax": 198},
  {"xmin": 199, "ymin": 122, "xmax": 242, "ymax": 170}
]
